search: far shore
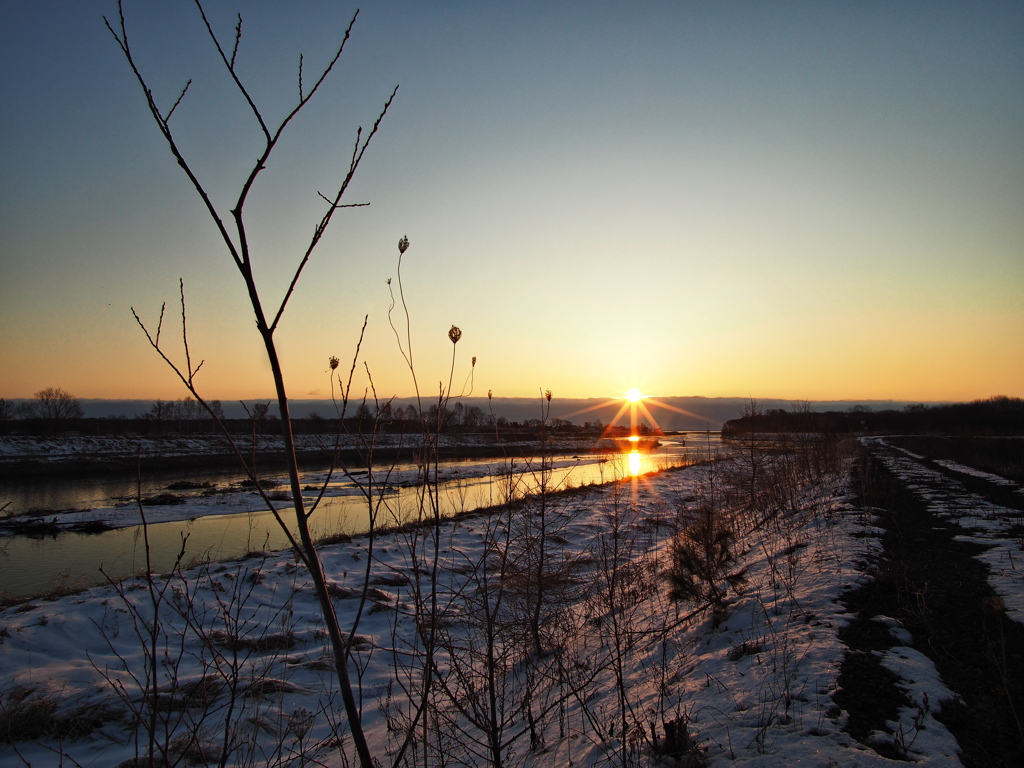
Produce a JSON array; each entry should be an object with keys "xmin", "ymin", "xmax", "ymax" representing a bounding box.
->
[{"xmin": 0, "ymin": 432, "xmax": 674, "ymax": 480}]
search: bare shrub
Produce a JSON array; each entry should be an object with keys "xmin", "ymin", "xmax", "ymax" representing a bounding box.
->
[
  {"xmin": 665, "ymin": 504, "xmax": 746, "ymax": 615},
  {"xmin": 654, "ymin": 713, "xmax": 709, "ymax": 767},
  {"xmin": 104, "ymin": 2, "xmax": 401, "ymax": 763}
]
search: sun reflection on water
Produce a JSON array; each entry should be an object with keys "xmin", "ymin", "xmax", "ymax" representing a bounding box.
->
[{"xmin": 627, "ymin": 449, "xmax": 642, "ymax": 477}]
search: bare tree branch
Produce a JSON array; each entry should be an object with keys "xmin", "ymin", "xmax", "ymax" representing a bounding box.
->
[
  {"xmin": 104, "ymin": 3, "xmax": 245, "ymax": 275},
  {"xmin": 229, "ymin": 13, "xmax": 241, "ymax": 69},
  {"xmin": 131, "ymin": 289, "xmax": 310, "ymax": 566},
  {"xmin": 316, "ymin": 191, "xmax": 370, "ymax": 209},
  {"xmin": 114, "ymin": 5, "xmax": 396, "ymax": 764},
  {"xmin": 163, "ymin": 79, "xmax": 191, "ymax": 122},
  {"xmin": 270, "ymin": 84, "xmax": 398, "ymax": 332},
  {"xmin": 178, "ymin": 279, "xmax": 203, "ymax": 382}
]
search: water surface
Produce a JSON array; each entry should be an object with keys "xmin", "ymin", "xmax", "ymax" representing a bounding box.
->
[{"xmin": 0, "ymin": 435, "xmax": 722, "ymax": 598}]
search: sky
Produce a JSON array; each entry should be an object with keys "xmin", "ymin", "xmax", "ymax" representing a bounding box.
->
[{"xmin": 2, "ymin": 1, "xmax": 1022, "ymax": 406}]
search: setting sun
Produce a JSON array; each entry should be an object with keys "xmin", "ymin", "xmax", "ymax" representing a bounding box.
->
[{"xmin": 625, "ymin": 388, "xmax": 644, "ymax": 403}]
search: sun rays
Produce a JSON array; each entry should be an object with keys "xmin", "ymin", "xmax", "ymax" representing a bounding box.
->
[
  {"xmin": 562, "ymin": 390, "xmax": 707, "ymax": 437},
  {"xmin": 557, "ymin": 389, "xmax": 705, "ymax": 484}
]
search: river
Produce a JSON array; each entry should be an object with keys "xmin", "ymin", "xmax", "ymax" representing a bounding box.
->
[{"xmin": 0, "ymin": 434, "xmax": 723, "ymax": 599}]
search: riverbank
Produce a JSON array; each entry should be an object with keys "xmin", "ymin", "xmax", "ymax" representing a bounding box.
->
[
  {"xmin": 0, "ymin": 433, "xmax": 665, "ymax": 479},
  {"xmin": 0, "ymin": 444, "xmax": 689, "ymax": 597},
  {"xmin": 0, "ymin": 454, "xmax": 609, "ymax": 539},
  {"xmin": 2, "ymin": 438, "xmax": 1021, "ymax": 765},
  {"xmin": 0, "ymin": 456, "xmax": 876, "ymax": 767}
]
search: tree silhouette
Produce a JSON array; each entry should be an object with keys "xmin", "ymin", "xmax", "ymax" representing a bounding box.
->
[{"xmin": 23, "ymin": 386, "xmax": 84, "ymax": 433}]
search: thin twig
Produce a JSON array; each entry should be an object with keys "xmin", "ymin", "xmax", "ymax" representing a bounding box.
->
[
  {"xmin": 163, "ymin": 79, "xmax": 191, "ymax": 122},
  {"xmin": 229, "ymin": 14, "xmax": 242, "ymax": 68},
  {"xmin": 271, "ymin": 85, "xmax": 398, "ymax": 332}
]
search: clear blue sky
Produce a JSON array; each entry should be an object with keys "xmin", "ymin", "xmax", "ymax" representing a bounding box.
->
[{"xmin": 2, "ymin": 1, "xmax": 1022, "ymax": 404}]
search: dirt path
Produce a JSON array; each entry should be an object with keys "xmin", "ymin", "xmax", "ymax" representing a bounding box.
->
[{"xmin": 837, "ymin": 441, "xmax": 1024, "ymax": 766}]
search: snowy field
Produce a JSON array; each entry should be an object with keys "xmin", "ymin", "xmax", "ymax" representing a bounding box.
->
[{"xmin": 1, "ymin": 441, "xmax": 1020, "ymax": 767}]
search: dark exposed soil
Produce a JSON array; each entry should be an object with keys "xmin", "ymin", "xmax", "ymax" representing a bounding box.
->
[
  {"xmin": 835, "ymin": 443, "xmax": 1024, "ymax": 766},
  {"xmin": 832, "ymin": 651, "xmax": 912, "ymax": 760},
  {"xmin": 886, "ymin": 435, "xmax": 1024, "ymax": 515},
  {"xmin": 886, "ymin": 436, "xmax": 1024, "ymax": 486}
]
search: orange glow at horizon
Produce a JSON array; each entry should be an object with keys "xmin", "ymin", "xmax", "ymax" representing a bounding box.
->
[{"xmin": 560, "ymin": 390, "xmax": 712, "ymax": 434}]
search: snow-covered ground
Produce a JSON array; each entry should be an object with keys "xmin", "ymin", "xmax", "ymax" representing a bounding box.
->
[
  {"xmin": 932, "ymin": 458, "xmax": 1021, "ymax": 489},
  {"xmin": 3, "ymin": 444, "xmax": 1016, "ymax": 767}
]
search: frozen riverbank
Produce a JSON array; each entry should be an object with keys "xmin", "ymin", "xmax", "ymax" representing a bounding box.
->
[
  {"xmin": 0, "ymin": 433, "xmax": 642, "ymax": 479},
  {"xmin": 0, "ymin": 459, "xmax": 890, "ymax": 767},
  {"xmin": 0, "ymin": 442, "xmax": 690, "ymax": 597},
  {"xmin": 7, "ymin": 438, "xmax": 1019, "ymax": 766}
]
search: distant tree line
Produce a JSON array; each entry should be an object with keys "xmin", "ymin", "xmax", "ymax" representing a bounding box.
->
[
  {"xmin": 721, "ymin": 396, "xmax": 1024, "ymax": 436},
  {"xmin": 0, "ymin": 390, "xmax": 617, "ymax": 438},
  {"xmin": 0, "ymin": 387, "xmax": 84, "ymax": 435}
]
